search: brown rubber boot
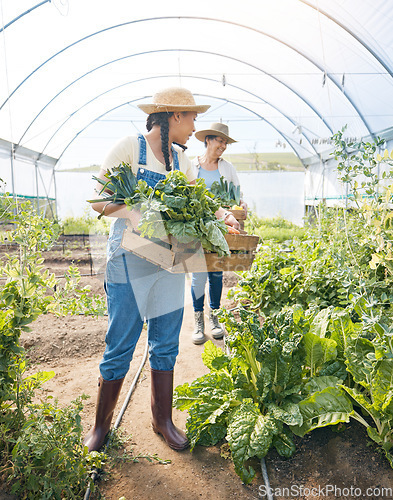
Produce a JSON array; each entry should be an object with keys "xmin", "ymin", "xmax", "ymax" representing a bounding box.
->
[
  {"xmin": 83, "ymin": 376, "xmax": 124, "ymax": 452},
  {"xmin": 151, "ymin": 368, "xmax": 189, "ymax": 451}
]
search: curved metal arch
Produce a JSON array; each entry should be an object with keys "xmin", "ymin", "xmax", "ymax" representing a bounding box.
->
[
  {"xmin": 35, "ymin": 74, "xmax": 318, "ymax": 158},
  {"xmin": 0, "ymin": 1, "xmax": 51, "ymax": 33},
  {"xmin": 16, "ymin": 47, "xmax": 334, "ymax": 153},
  {"xmin": 1, "ymin": 15, "xmax": 372, "ymax": 135},
  {"xmin": 298, "ymin": 0, "xmax": 393, "ymax": 79},
  {"xmin": 55, "ymin": 93, "xmax": 313, "ymax": 168}
]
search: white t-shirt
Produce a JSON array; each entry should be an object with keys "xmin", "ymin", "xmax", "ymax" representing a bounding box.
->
[{"xmin": 102, "ymin": 135, "xmax": 196, "ymax": 182}]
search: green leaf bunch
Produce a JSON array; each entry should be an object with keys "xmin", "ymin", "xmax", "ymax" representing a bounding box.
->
[
  {"xmin": 230, "ymin": 204, "xmax": 393, "ymax": 320},
  {"xmin": 88, "ymin": 162, "xmax": 152, "ymax": 219},
  {"xmin": 174, "ymin": 301, "xmax": 393, "ymax": 482},
  {"xmin": 5, "ymin": 396, "xmax": 105, "ymax": 499},
  {"xmin": 210, "ymin": 176, "xmax": 241, "ymax": 207},
  {"xmin": 137, "ymin": 171, "xmax": 230, "ymax": 256},
  {"xmin": 0, "ymin": 196, "xmax": 108, "ymax": 496},
  {"xmin": 174, "ymin": 307, "xmax": 308, "ymax": 483}
]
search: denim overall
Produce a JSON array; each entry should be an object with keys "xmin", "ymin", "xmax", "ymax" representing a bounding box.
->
[
  {"xmin": 191, "ymin": 165, "xmax": 223, "ymax": 312},
  {"xmin": 100, "ymin": 135, "xmax": 185, "ymax": 381}
]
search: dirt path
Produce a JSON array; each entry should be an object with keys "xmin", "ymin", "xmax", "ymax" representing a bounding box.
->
[{"xmin": 2, "ymin": 246, "xmax": 393, "ymax": 499}]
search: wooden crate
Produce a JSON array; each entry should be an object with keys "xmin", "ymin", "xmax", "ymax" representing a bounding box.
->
[{"xmin": 121, "ymin": 227, "xmax": 259, "ymax": 273}]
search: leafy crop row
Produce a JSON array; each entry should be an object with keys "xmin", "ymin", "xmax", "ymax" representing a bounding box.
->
[{"xmin": 174, "ymin": 131, "xmax": 393, "ymax": 483}]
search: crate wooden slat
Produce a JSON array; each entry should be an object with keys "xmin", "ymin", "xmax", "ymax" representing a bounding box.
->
[
  {"xmin": 121, "ymin": 227, "xmax": 259, "ymax": 273},
  {"xmin": 228, "ymin": 208, "xmax": 247, "ymax": 220},
  {"xmin": 225, "ymin": 233, "xmax": 259, "ymax": 250}
]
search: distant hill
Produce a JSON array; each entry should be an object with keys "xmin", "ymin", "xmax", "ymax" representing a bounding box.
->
[
  {"xmin": 220, "ymin": 152, "xmax": 304, "ymax": 171},
  {"xmin": 58, "ymin": 152, "xmax": 304, "ymax": 173},
  {"xmin": 57, "ymin": 164, "xmax": 101, "ymax": 173}
]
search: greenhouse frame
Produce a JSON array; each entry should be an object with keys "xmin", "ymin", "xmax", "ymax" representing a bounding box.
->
[{"xmin": 1, "ymin": 0, "xmax": 393, "ymax": 218}]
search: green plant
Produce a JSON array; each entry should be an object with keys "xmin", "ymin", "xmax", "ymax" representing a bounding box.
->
[
  {"xmin": 0, "ymin": 194, "xmax": 107, "ymax": 497},
  {"xmin": 89, "ymin": 162, "xmax": 152, "ymax": 219},
  {"xmin": 291, "ymin": 304, "xmax": 393, "ymax": 466},
  {"xmin": 174, "ymin": 307, "xmax": 308, "ymax": 483},
  {"xmin": 51, "ymin": 266, "xmax": 107, "ymax": 316},
  {"xmin": 332, "ymin": 129, "xmax": 393, "ymax": 280},
  {"xmin": 228, "ymin": 233, "xmax": 352, "ymax": 317},
  {"xmin": 244, "ymin": 213, "xmax": 306, "ymax": 242},
  {"xmin": 60, "ymin": 207, "xmax": 111, "ymax": 235},
  {"xmin": 6, "ymin": 396, "xmax": 105, "ymax": 499},
  {"xmin": 210, "ymin": 176, "xmax": 241, "ymax": 207},
  {"xmin": 137, "ymin": 170, "xmax": 230, "ymax": 256}
]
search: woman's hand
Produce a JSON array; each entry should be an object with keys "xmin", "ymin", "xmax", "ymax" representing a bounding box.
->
[
  {"xmin": 240, "ymin": 200, "xmax": 248, "ymax": 217},
  {"xmin": 215, "ymin": 207, "xmax": 241, "ymax": 230},
  {"xmin": 225, "ymin": 213, "xmax": 241, "ymax": 230}
]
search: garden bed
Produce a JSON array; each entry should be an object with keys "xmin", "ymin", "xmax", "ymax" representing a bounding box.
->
[{"xmin": 1, "ymin": 238, "xmax": 393, "ymax": 499}]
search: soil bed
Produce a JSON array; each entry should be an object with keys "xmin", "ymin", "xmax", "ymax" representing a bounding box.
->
[{"xmin": 1, "ymin": 237, "xmax": 393, "ymax": 499}]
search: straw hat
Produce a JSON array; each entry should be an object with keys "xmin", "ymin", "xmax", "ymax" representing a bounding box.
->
[
  {"xmin": 137, "ymin": 87, "xmax": 210, "ymax": 114},
  {"xmin": 195, "ymin": 122, "xmax": 237, "ymax": 144}
]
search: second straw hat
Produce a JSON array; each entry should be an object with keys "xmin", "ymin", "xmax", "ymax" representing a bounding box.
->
[
  {"xmin": 137, "ymin": 87, "xmax": 210, "ymax": 114},
  {"xmin": 195, "ymin": 123, "xmax": 237, "ymax": 144}
]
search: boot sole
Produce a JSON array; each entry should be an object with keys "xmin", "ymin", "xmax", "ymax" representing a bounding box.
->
[
  {"xmin": 192, "ymin": 335, "xmax": 206, "ymax": 345},
  {"xmin": 152, "ymin": 426, "xmax": 189, "ymax": 451},
  {"xmin": 212, "ymin": 333, "xmax": 224, "ymax": 339}
]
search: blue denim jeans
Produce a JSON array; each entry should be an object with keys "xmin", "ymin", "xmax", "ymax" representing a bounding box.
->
[
  {"xmin": 99, "ymin": 219, "xmax": 185, "ymax": 381},
  {"xmin": 191, "ymin": 271, "xmax": 223, "ymax": 312}
]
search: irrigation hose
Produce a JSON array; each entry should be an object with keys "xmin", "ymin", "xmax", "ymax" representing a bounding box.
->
[
  {"xmin": 83, "ymin": 339, "xmax": 149, "ymax": 500},
  {"xmin": 260, "ymin": 456, "xmax": 274, "ymax": 500}
]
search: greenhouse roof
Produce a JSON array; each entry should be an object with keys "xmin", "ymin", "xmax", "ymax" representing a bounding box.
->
[{"xmin": 1, "ymin": 0, "xmax": 393, "ymax": 170}]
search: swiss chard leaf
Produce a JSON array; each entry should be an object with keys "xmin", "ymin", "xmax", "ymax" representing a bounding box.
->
[
  {"xmin": 292, "ymin": 387, "xmax": 353, "ymax": 437},
  {"xmin": 303, "ymin": 330, "xmax": 337, "ymax": 377},
  {"xmin": 344, "ymin": 335, "xmax": 376, "ymax": 389},
  {"xmin": 227, "ymin": 400, "xmax": 280, "ymax": 484},
  {"xmin": 266, "ymin": 401, "xmax": 303, "ymax": 427},
  {"xmin": 272, "ymin": 427, "xmax": 296, "ymax": 458},
  {"xmin": 201, "ymin": 341, "xmax": 230, "ymax": 371},
  {"xmin": 371, "ymin": 359, "xmax": 393, "ymax": 413}
]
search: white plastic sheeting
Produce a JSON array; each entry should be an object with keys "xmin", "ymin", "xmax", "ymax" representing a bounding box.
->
[{"xmin": 1, "ymin": 0, "xmax": 393, "ymax": 211}]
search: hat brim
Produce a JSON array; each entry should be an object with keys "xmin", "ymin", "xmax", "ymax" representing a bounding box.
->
[
  {"xmin": 195, "ymin": 129, "xmax": 237, "ymax": 144},
  {"xmin": 137, "ymin": 103, "xmax": 210, "ymax": 114}
]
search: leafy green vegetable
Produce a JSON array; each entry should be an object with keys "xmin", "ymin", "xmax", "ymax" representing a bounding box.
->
[
  {"xmin": 291, "ymin": 386, "xmax": 353, "ymax": 436},
  {"xmin": 210, "ymin": 176, "xmax": 241, "ymax": 207},
  {"xmin": 88, "ymin": 162, "xmax": 151, "ymax": 212},
  {"xmin": 89, "ymin": 166, "xmax": 230, "ymax": 256},
  {"xmin": 174, "ymin": 307, "xmax": 308, "ymax": 483},
  {"xmin": 137, "ymin": 171, "xmax": 230, "ymax": 256}
]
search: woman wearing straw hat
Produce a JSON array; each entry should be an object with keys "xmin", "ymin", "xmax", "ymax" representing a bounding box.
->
[
  {"xmin": 84, "ymin": 88, "xmax": 240, "ymax": 453},
  {"xmin": 191, "ymin": 122, "xmax": 247, "ymax": 345}
]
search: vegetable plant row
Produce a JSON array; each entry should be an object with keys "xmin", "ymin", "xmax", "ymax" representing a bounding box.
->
[
  {"xmin": 175, "ymin": 304, "xmax": 393, "ymax": 483},
  {"xmin": 174, "ymin": 132, "xmax": 393, "ymax": 483},
  {"xmin": 0, "ymin": 193, "xmax": 107, "ymax": 497}
]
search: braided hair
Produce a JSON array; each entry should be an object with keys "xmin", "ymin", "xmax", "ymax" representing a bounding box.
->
[
  {"xmin": 146, "ymin": 112, "xmax": 187, "ymax": 171},
  {"xmin": 146, "ymin": 112, "xmax": 171, "ymax": 171}
]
